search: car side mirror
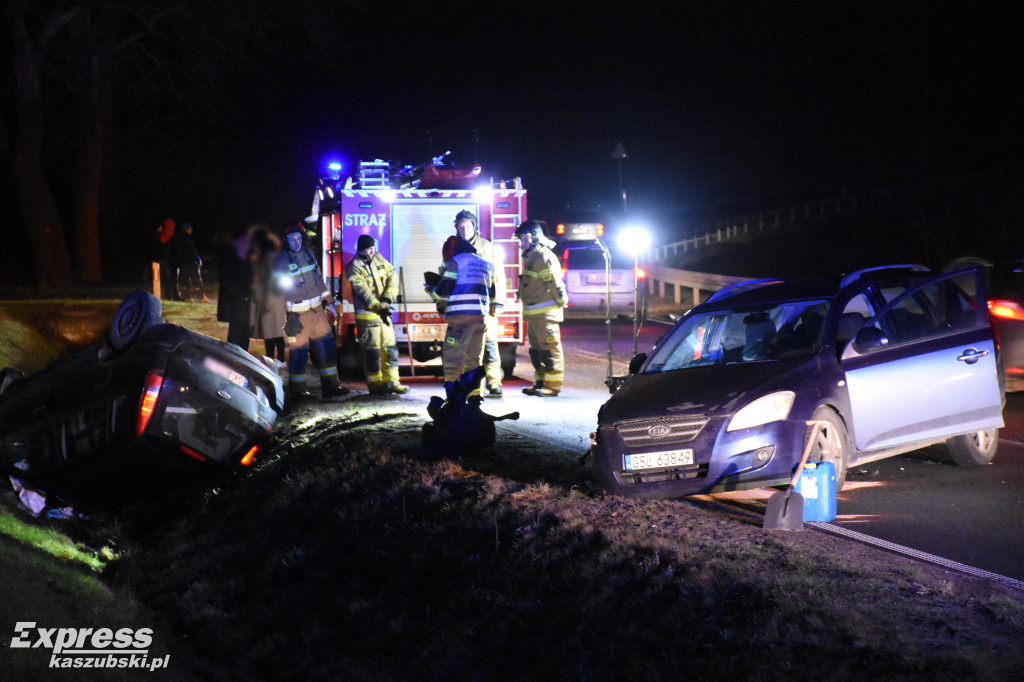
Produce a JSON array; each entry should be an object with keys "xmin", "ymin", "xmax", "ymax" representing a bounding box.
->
[
  {"xmin": 853, "ymin": 326, "xmax": 888, "ymax": 353},
  {"xmin": 628, "ymin": 352, "xmax": 648, "ymax": 375}
]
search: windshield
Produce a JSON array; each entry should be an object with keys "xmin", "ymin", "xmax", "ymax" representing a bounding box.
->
[
  {"xmin": 644, "ymin": 300, "xmax": 830, "ymax": 372},
  {"xmin": 565, "ymin": 246, "xmax": 633, "ymax": 270}
]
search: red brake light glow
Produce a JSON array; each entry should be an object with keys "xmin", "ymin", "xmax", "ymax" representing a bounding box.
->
[
  {"xmin": 989, "ymin": 299, "xmax": 1024, "ymax": 321},
  {"xmin": 556, "ymin": 223, "xmax": 565, "ymax": 235},
  {"xmin": 596, "ymin": 223, "xmax": 604, "ymax": 237},
  {"xmin": 182, "ymin": 446, "xmax": 207, "ymax": 462},
  {"xmin": 136, "ymin": 371, "xmax": 164, "ymax": 436},
  {"xmin": 635, "ymin": 266, "xmax": 646, "ymax": 279},
  {"xmin": 240, "ymin": 445, "xmax": 258, "ymax": 466}
]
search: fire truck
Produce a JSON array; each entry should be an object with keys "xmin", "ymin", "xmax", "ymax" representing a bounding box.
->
[{"xmin": 309, "ymin": 158, "xmax": 526, "ymax": 378}]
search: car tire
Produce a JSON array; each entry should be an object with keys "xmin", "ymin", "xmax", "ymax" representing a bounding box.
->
[
  {"xmin": 109, "ymin": 290, "xmax": 163, "ymax": 351},
  {"xmin": 946, "ymin": 429, "xmax": 998, "ymax": 467},
  {"xmin": 499, "ymin": 342, "xmax": 517, "ymax": 380},
  {"xmin": 810, "ymin": 406, "xmax": 850, "ymax": 490}
]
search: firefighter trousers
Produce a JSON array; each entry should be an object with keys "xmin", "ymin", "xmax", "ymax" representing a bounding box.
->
[
  {"xmin": 285, "ymin": 308, "xmax": 341, "ymax": 395},
  {"xmin": 526, "ymin": 312, "xmax": 564, "ymax": 391},
  {"xmin": 442, "ymin": 314, "xmax": 487, "ymax": 396},
  {"xmin": 482, "ymin": 314, "xmax": 502, "ymax": 391},
  {"xmin": 356, "ymin": 319, "xmax": 400, "ymax": 391}
]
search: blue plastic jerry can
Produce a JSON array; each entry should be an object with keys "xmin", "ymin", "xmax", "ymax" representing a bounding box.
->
[{"xmin": 794, "ymin": 461, "xmax": 837, "ymax": 522}]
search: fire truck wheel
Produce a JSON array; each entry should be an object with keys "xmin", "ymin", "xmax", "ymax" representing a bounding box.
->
[
  {"xmin": 109, "ymin": 291, "xmax": 163, "ymax": 352},
  {"xmin": 499, "ymin": 343, "xmax": 517, "ymax": 379}
]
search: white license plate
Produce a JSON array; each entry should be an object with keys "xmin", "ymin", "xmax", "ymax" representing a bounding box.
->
[
  {"xmin": 408, "ymin": 324, "xmax": 447, "ymax": 340},
  {"xmin": 203, "ymin": 356, "xmax": 249, "ymax": 388},
  {"xmin": 623, "ymin": 449, "xmax": 694, "ymax": 471},
  {"xmin": 583, "ymin": 273, "xmax": 623, "ymax": 286}
]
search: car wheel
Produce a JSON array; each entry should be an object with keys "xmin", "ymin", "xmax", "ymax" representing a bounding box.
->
[
  {"xmin": 109, "ymin": 290, "xmax": 162, "ymax": 351},
  {"xmin": 499, "ymin": 342, "xmax": 517, "ymax": 380},
  {"xmin": 810, "ymin": 407, "xmax": 850, "ymax": 490},
  {"xmin": 946, "ymin": 429, "xmax": 998, "ymax": 467}
]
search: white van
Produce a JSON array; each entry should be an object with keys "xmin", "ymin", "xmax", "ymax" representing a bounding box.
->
[{"xmin": 558, "ymin": 238, "xmax": 638, "ymax": 315}]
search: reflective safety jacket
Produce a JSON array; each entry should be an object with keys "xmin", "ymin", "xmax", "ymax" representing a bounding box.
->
[
  {"xmin": 346, "ymin": 253, "xmax": 398, "ymax": 323},
  {"xmin": 433, "ymin": 246, "xmax": 494, "ymax": 318},
  {"xmin": 518, "ymin": 244, "xmax": 568, "ymax": 317},
  {"xmin": 272, "ymin": 246, "xmax": 332, "ymax": 312},
  {"xmin": 439, "ymin": 233, "xmax": 506, "ymax": 315}
]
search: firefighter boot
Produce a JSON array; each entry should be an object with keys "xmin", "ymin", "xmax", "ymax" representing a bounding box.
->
[
  {"xmin": 388, "ymin": 382, "xmax": 411, "ymax": 395},
  {"xmin": 288, "ymin": 380, "xmax": 314, "ymax": 401},
  {"xmin": 320, "ymin": 374, "xmax": 350, "ymax": 400}
]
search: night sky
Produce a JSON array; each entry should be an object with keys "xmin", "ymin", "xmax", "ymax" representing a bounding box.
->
[{"xmin": 157, "ymin": 2, "xmax": 1024, "ymax": 243}]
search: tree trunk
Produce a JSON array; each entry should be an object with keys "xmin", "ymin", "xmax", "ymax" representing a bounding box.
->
[
  {"xmin": 75, "ymin": 76, "xmax": 105, "ymax": 283},
  {"xmin": 11, "ymin": 10, "xmax": 74, "ymax": 287}
]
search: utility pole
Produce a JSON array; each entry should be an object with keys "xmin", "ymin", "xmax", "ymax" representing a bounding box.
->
[{"xmin": 612, "ymin": 142, "xmax": 628, "ymax": 213}]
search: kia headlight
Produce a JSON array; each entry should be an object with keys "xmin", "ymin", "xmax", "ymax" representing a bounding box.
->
[{"xmin": 726, "ymin": 391, "xmax": 795, "ymax": 431}]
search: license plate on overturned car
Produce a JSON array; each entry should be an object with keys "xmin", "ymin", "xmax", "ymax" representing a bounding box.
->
[
  {"xmin": 624, "ymin": 449, "xmax": 694, "ymax": 471},
  {"xmin": 203, "ymin": 356, "xmax": 249, "ymax": 388}
]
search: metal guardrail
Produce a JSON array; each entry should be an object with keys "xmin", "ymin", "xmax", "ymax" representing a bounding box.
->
[{"xmin": 644, "ymin": 263, "xmax": 752, "ymax": 307}]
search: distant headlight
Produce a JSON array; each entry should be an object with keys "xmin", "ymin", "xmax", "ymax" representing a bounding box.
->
[{"xmin": 727, "ymin": 391, "xmax": 795, "ymax": 431}]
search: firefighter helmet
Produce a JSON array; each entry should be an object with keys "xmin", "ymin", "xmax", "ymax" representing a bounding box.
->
[
  {"xmin": 514, "ymin": 220, "xmax": 545, "ymax": 240},
  {"xmin": 284, "ymin": 221, "xmax": 305, "ymax": 237},
  {"xmin": 453, "ymin": 210, "xmax": 478, "ymax": 229}
]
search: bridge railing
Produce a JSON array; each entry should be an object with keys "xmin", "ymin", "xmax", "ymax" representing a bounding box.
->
[{"xmin": 644, "ymin": 263, "xmax": 752, "ymax": 308}]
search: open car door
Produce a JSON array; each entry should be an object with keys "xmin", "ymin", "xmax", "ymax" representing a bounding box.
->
[{"xmin": 841, "ymin": 266, "xmax": 1004, "ymax": 451}]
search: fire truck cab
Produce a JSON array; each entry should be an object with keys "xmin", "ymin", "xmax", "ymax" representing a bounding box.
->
[{"xmin": 310, "ymin": 159, "xmax": 526, "ymax": 378}]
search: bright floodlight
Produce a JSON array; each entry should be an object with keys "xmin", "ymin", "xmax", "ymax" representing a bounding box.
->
[
  {"xmin": 473, "ymin": 185, "xmax": 493, "ymax": 202},
  {"xmin": 617, "ymin": 225, "xmax": 652, "ymax": 255},
  {"xmin": 380, "ymin": 189, "xmax": 397, "ymax": 203}
]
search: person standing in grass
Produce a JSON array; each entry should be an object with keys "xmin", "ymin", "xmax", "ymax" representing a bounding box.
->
[
  {"xmin": 273, "ymin": 222, "xmax": 349, "ymax": 400},
  {"xmin": 345, "ymin": 234, "xmax": 409, "ymax": 395},
  {"xmin": 174, "ymin": 221, "xmax": 209, "ymax": 303},
  {"xmin": 515, "ymin": 220, "xmax": 568, "ymax": 396},
  {"xmin": 249, "ymin": 225, "xmax": 287, "ymax": 363}
]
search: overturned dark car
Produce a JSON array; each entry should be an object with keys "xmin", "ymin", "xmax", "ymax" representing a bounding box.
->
[{"xmin": 0, "ymin": 292, "xmax": 285, "ymax": 509}]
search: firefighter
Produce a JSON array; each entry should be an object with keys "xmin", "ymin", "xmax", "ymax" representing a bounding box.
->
[
  {"xmin": 431, "ymin": 236, "xmax": 495, "ymax": 398},
  {"xmin": 441, "ymin": 210, "xmax": 506, "ymax": 397},
  {"xmin": 515, "ymin": 220, "xmax": 568, "ymax": 396},
  {"xmin": 272, "ymin": 222, "xmax": 350, "ymax": 400},
  {"xmin": 345, "ymin": 235, "xmax": 409, "ymax": 395}
]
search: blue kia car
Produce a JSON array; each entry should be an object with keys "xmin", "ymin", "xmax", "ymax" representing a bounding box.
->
[{"xmin": 590, "ymin": 265, "xmax": 1005, "ymax": 499}]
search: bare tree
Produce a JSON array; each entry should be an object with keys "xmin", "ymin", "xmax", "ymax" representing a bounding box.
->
[{"xmin": 2, "ymin": 0, "xmax": 347, "ymax": 287}]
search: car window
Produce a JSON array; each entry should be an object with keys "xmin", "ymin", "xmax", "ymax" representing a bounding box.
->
[
  {"xmin": 59, "ymin": 401, "xmax": 111, "ymax": 459},
  {"xmin": 644, "ymin": 300, "xmax": 830, "ymax": 372},
  {"xmin": 879, "ymin": 286, "xmax": 908, "ymax": 304},
  {"xmin": 871, "ymin": 270, "xmax": 982, "ymax": 347},
  {"xmin": 842, "ymin": 294, "xmax": 874, "ymax": 318},
  {"xmin": 565, "ymin": 247, "xmax": 632, "ymax": 270}
]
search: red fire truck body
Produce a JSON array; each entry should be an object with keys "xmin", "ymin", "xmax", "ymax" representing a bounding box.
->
[{"xmin": 312, "ymin": 166, "xmax": 526, "ymax": 376}]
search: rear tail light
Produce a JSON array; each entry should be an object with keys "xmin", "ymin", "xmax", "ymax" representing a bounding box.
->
[
  {"xmin": 596, "ymin": 223, "xmax": 604, "ymax": 237},
  {"xmin": 989, "ymin": 299, "xmax": 1024, "ymax": 321},
  {"xmin": 635, "ymin": 267, "xmax": 646, "ymax": 279},
  {"xmin": 556, "ymin": 223, "xmax": 565, "ymax": 235},
  {"xmin": 181, "ymin": 446, "xmax": 207, "ymax": 462},
  {"xmin": 240, "ymin": 445, "xmax": 258, "ymax": 466},
  {"xmin": 136, "ymin": 371, "xmax": 164, "ymax": 436}
]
